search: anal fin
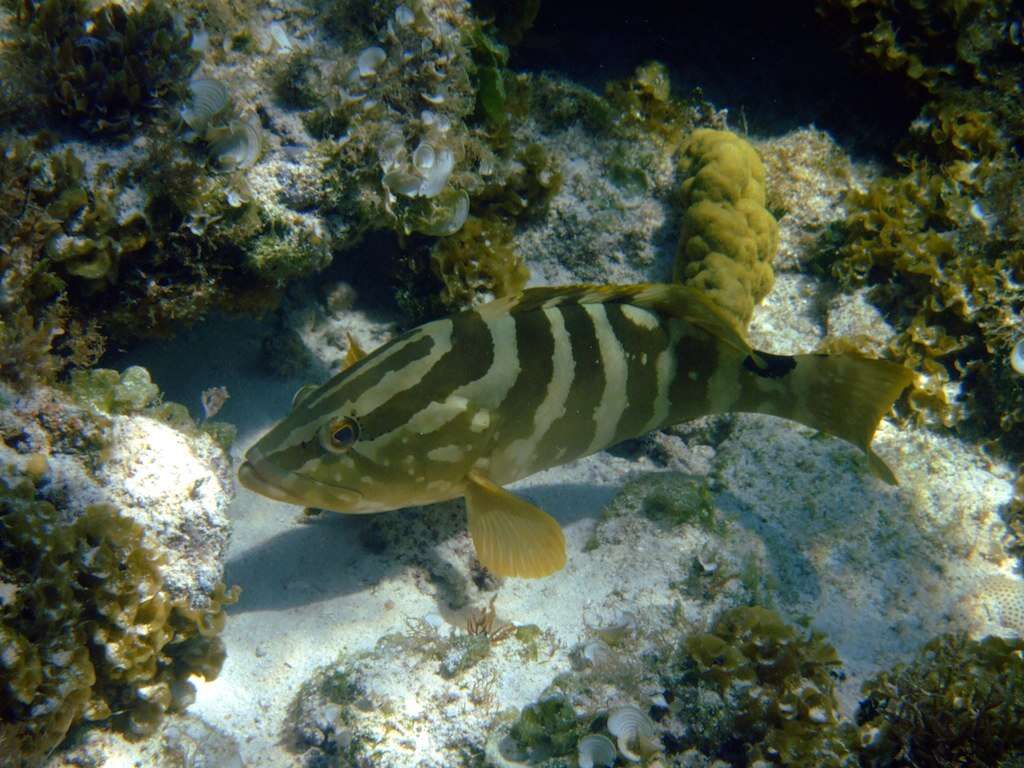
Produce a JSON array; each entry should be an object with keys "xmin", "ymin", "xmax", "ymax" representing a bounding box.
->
[{"xmin": 464, "ymin": 470, "xmax": 566, "ymax": 578}]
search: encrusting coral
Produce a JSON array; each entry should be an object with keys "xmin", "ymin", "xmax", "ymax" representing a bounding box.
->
[{"xmin": 674, "ymin": 129, "xmax": 780, "ymax": 329}]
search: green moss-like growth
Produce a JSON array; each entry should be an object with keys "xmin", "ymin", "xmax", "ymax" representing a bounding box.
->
[
  {"xmin": 856, "ymin": 634, "xmax": 1024, "ymax": 767},
  {"xmin": 824, "ymin": 102, "xmax": 1023, "ymax": 451},
  {"xmin": 430, "ymin": 215, "xmax": 528, "ymax": 309},
  {"xmin": 475, "ymin": 142, "xmax": 563, "ymax": 223},
  {"xmin": 438, "ymin": 634, "xmax": 492, "ymax": 679},
  {"xmin": 604, "ymin": 61, "xmax": 695, "ymax": 151},
  {"xmin": 246, "ymin": 224, "xmax": 332, "ymax": 285},
  {"xmin": 270, "ymin": 50, "xmax": 322, "ymax": 110},
  {"xmin": 40, "ymin": 150, "xmax": 153, "ymax": 292},
  {"xmin": 18, "ymin": 0, "xmax": 197, "ymax": 135},
  {"xmin": 0, "ymin": 472, "xmax": 236, "ymax": 763},
  {"xmin": 70, "ymin": 365, "xmax": 157, "ymax": 414},
  {"xmin": 640, "ymin": 474, "xmax": 718, "ymax": 531},
  {"xmin": 66, "ymin": 365, "xmax": 236, "ymax": 449},
  {"xmin": 467, "ymin": 26, "xmax": 511, "ymax": 126},
  {"xmin": 507, "ymin": 695, "xmax": 585, "ymax": 762},
  {"xmin": 817, "ymin": 0, "xmax": 1016, "ymax": 98},
  {"xmin": 818, "ymin": 2, "xmax": 1024, "ymax": 532},
  {"xmin": 679, "ymin": 606, "xmax": 856, "ymax": 766}
]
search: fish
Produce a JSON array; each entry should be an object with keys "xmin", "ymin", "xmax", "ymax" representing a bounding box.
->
[{"xmin": 239, "ymin": 283, "xmax": 913, "ymax": 579}]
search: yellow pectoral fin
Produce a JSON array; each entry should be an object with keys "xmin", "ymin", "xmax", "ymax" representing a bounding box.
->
[{"xmin": 464, "ymin": 470, "xmax": 566, "ymax": 579}]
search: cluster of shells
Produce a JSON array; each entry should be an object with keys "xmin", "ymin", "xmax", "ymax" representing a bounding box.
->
[
  {"xmin": 577, "ymin": 705, "xmax": 660, "ymax": 767},
  {"xmin": 340, "ymin": 4, "xmax": 471, "ymax": 234},
  {"xmin": 180, "ymin": 78, "xmax": 262, "ymax": 172}
]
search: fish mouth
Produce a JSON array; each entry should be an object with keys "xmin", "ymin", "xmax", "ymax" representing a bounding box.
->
[{"xmin": 238, "ymin": 450, "xmax": 363, "ymax": 511}]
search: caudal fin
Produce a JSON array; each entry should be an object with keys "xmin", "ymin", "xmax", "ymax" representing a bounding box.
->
[{"xmin": 739, "ymin": 350, "xmax": 914, "ymax": 485}]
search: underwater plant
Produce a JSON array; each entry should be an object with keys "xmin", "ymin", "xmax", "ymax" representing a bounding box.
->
[
  {"xmin": 505, "ymin": 695, "xmax": 585, "ymax": 762},
  {"xmin": 677, "ymin": 606, "xmax": 857, "ymax": 766},
  {"xmin": 15, "ymin": 0, "xmax": 198, "ymax": 135},
  {"xmin": 817, "ymin": 0, "xmax": 1024, "ymax": 564},
  {"xmin": 0, "ymin": 475, "xmax": 236, "ymax": 762},
  {"xmin": 856, "ymin": 633, "xmax": 1024, "ymax": 767}
]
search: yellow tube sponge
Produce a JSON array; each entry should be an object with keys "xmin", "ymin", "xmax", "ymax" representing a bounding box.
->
[{"xmin": 674, "ymin": 129, "xmax": 779, "ymax": 328}]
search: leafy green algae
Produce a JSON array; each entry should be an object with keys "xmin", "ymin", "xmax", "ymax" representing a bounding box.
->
[
  {"xmin": 857, "ymin": 633, "xmax": 1024, "ymax": 768},
  {"xmin": 15, "ymin": 0, "xmax": 197, "ymax": 136},
  {"xmin": 0, "ymin": 471, "xmax": 236, "ymax": 763},
  {"xmin": 816, "ymin": 0, "xmax": 1024, "ymax": 564},
  {"xmin": 678, "ymin": 606, "xmax": 856, "ymax": 767}
]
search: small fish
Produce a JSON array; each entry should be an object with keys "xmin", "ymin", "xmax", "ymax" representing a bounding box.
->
[{"xmin": 239, "ymin": 284, "xmax": 913, "ymax": 578}]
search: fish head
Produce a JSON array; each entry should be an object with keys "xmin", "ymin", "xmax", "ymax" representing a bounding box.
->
[
  {"xmin": 239, "ymin": 324, "xmax": 490, "ymax": 513},
  {"xmin": 238, "ymin": 406, "xmax": 371, "ymax": 512}
]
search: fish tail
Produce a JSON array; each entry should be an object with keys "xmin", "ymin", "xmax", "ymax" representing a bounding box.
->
[{"xmin": 739, "ymin": 350, "xmax": 915, "ymax": 484}]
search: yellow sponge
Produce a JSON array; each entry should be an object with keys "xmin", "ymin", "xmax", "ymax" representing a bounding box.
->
[{"xmin": 674, "ymin": 129, "xmax": 779, "ymax": 329}]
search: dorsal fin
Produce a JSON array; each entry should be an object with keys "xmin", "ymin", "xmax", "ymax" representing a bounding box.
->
[
  {"xmin": 342, "ymin": 332, "xmax": 368, "ymax": 370},
  {"xmin": 291, "ymin": 383, "xmax": 319, "ymax": 410},
  {"xmin": 478, "ymin": 283, "xmax": 752, "ymax": 356}
]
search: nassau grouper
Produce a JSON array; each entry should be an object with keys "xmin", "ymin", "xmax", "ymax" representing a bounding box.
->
[{"xmin": 239, "ymin": 284, "xmax": 913, "ymax": 579}]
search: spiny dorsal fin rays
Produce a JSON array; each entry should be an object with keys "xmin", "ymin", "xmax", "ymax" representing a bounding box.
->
[
  {"xmin": 291, "ymin": 383, "xmax": 319, "ymax": 410},
  {"xmin": 464, "ymin": 470, "xmax": 566, "ymax": 578},
  {"xmin": 480, "ymin": 283, "xmax": 752, "ymax": 358},
  {"xmin": 343, "ymin": 332, "xmax": 368, "ymax": 370}
]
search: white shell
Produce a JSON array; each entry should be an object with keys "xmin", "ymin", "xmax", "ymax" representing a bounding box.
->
[
  {"xmin": 180, "ymin": 78, "xmax": 229, "ymax": 133},
  {"xmin": 412, "ymin": 142, "xmax": 436, "ymax": 172},
  {"xmin": 190, "ymin": 25, "xmax": 209, "ymax": 52},
  {"xmin": 395, "ymin": 5, "xmax": 415, "ymax": 26},
  {"xmin": 208, "ymin": 118, "xmax": 261, "ymax": 171},
  {"xmin": 225, "ymin": 189, "xmax": 247, "ymax": 208},
  {"xmin": 377, "ymin": 128, "xmax": 406, "ymax": 172},
  {"xmin": 269, "ymin": 22, "xmax": 292, "ymax": 52},
  {"xmin": 607, "ymin": 705, "xmax": 657, "ymax": 762},
  {"xmin": 577, "ymin": 734, "xmax": 616, "ymax": 768},
  {"xmin": 420, "ymin": 90, "xmax": 446, "ymax": 105},
  {"xmin": 581, "ymin": 638, "xmax": 613, "ymax": 666},
  {"xmin": 431, "ymin": 190, "xmax": 469, "ymax": 235},
  {"xmin": 418, "ymin": 147, "xmax": 454, "ymax": 198},
  {"xmin": 357, "ymin": 46, "xmax": 387, "ymax": 77},
  {"xmin": 1012, "ymin": 338, "xmax": 1024, "ymax": 375},
  {"xmin": 382, "ymin": 170, "xmax": 423, "ymax": 197}
]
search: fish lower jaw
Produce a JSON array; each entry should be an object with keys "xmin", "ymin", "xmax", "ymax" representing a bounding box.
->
[{"xmin": 238, "ymin": 459, "xmax": 364, "ymax": 511}]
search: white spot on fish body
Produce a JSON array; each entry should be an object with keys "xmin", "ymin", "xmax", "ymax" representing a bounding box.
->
[
  {"xmin": 621, "ymin": 304, "xmax": 660, "ymax": 330},
  {"xmin": 470, "ymin": 410, "xmax": 491, "ymax": 432},
  {"xmin": 427, "ymin": 444, "xmax": 464, "ymax": 462}
]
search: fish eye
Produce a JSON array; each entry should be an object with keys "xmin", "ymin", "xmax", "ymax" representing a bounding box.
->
[{"xmin": 321, "ymin": 416, "xmax": 360, "ymax": 453}]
